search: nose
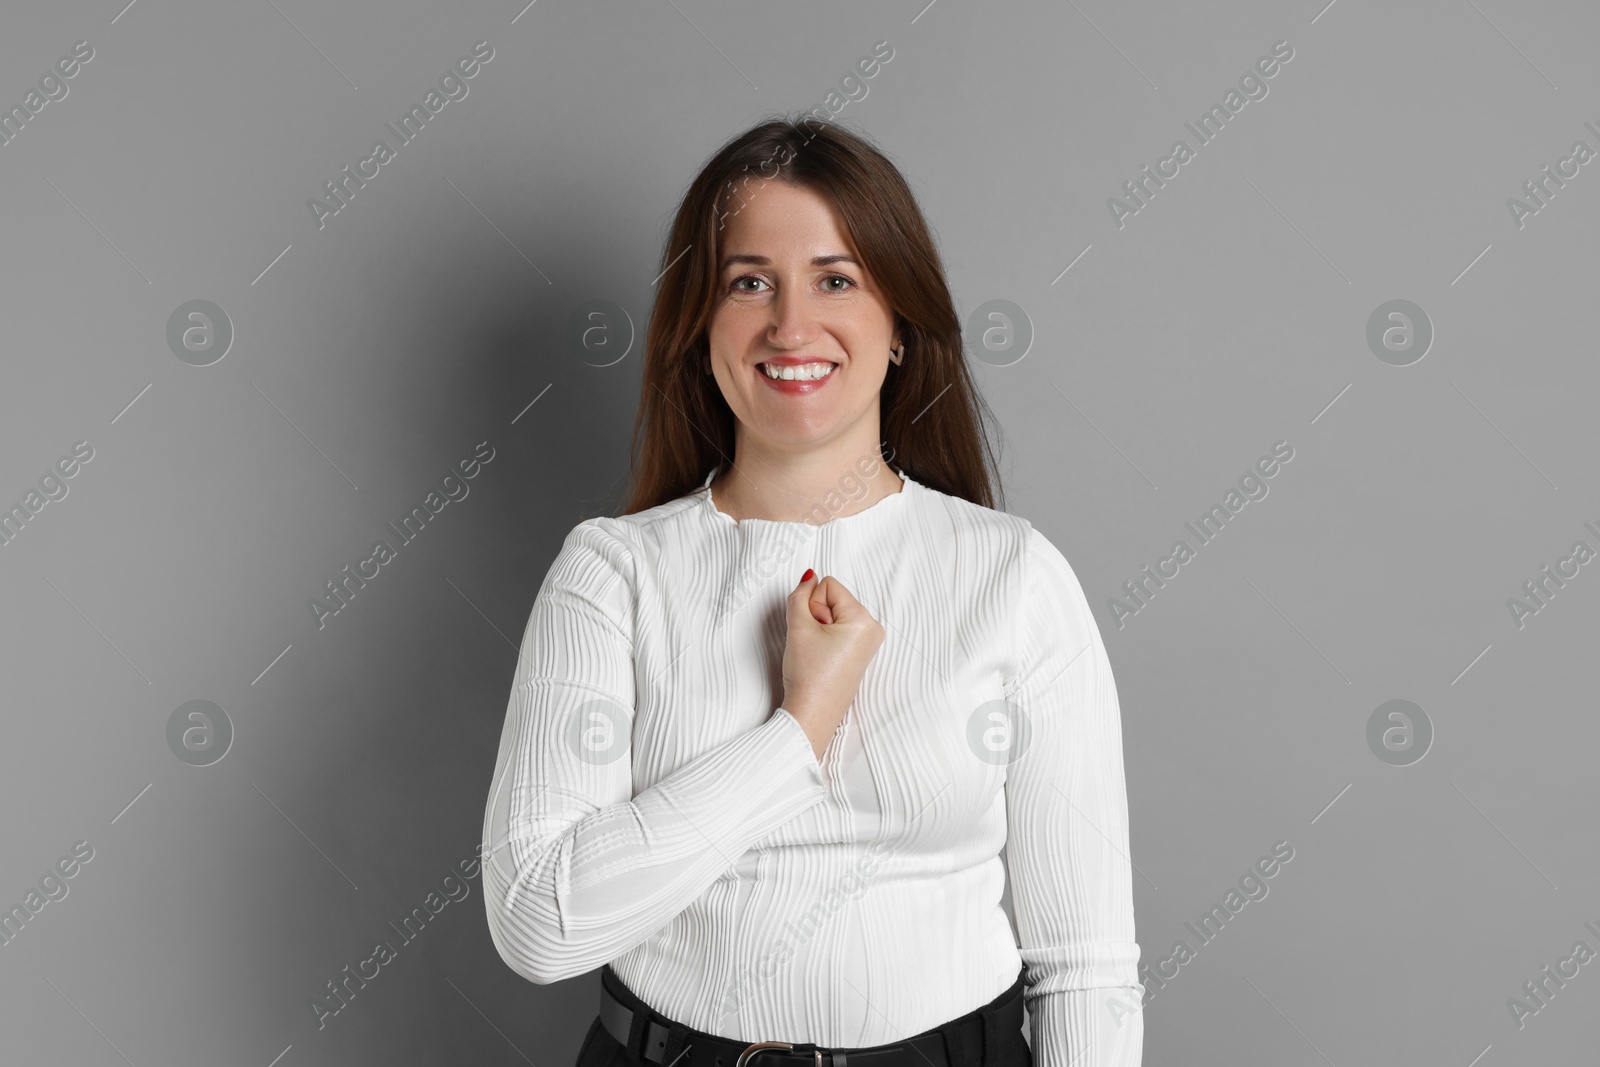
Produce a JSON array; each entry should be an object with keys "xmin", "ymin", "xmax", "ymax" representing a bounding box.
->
[{"xmin": 767, "ymin": 284, "xmax": 821, "ymax": 350}]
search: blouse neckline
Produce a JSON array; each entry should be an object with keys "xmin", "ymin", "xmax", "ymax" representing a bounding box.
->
[{"xmin": 698, "ymin": 465, "xmax": 915, "ymax": 530}]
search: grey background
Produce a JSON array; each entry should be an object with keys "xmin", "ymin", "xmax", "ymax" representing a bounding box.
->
[{"xmin": 1, "ymin": 1, "xmax": 1596, "ymax": 1064}]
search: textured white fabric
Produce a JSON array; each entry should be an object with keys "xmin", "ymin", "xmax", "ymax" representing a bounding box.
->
[{"xmin": 481, "ymin": 465, "xmax": 1144, "ymax": 1065}]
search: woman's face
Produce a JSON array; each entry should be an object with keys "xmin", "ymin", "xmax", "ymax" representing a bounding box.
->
[{"xmin": 706, "ymin": 179, "xmax": 899, "ymax": 458}]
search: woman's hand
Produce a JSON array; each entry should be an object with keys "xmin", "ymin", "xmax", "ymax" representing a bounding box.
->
[{"xmin": 780, "ymin": 568, "xmax": 885, "ymax": 761}]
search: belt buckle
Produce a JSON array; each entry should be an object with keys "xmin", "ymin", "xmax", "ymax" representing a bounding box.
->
[{"xmin": 735, "ymin": 1041, "xmax": 797, "ymax": 1067}]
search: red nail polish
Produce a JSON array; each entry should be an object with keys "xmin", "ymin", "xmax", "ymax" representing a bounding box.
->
[{"xmin": 801, "ymin": 568, "xmax": 815, "ymax": 583}]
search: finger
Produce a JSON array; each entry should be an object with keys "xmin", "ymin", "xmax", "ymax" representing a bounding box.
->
[
  {"xmin": 790, "ymin": 570, "xmax": 832, "ymax": 626},
  {"xmin": 808, "ymin": 576, "xmax": 836, "ymax": 625},
  {"xmin": 816, "ymin": 575, "xmax": 860, "ymax": 621},
  {"xmin": 809, "ymin": 595, "xmax": 834, "ymax": 626}
]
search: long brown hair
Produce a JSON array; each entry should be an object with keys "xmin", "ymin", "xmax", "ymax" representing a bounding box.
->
[{"xmin": 620, "ymin": 114, "xmax": 1003, "ymax": 516}]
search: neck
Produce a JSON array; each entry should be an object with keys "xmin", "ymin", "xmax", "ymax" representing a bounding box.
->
[{"xmin": 711, "ymin": 431, "xmax": 901, "ymax": 524}]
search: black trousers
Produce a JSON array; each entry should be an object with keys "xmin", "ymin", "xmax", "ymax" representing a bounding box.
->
[{"xmin": 573, "ymin": 966, "xmax": 1034, "ymax": 1067}]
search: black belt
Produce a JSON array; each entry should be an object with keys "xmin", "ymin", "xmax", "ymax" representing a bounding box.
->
[{"xmin": 597, "ymin": 964, "xmax": 1027, "ymax": 1067}]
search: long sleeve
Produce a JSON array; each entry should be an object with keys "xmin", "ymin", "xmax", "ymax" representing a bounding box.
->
[
  {"xmin": 480, "ymin": 520, "xmax": 830, "ymax": 985},
  {"xmin": 1003, "ymin": 525, "xmax": 1144, "ymax": 1066}
]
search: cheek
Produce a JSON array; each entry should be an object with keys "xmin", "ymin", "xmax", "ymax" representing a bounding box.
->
[{"xmin": 707, "ymin": 306, "xmax": 762, "ymax": 352}]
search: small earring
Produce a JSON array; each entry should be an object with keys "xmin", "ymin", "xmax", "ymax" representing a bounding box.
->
[{"xmin": 889, "ymin": 342, "xmax": 905, "ymax": 366}]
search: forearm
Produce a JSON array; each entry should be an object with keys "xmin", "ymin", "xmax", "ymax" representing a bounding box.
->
[
  {"xmin": 482, "ymin": 708, "xmax": 827, "ymax": 984},
  {"xmin": 1029, "ymin": 983, "xmax": 1145, "ymax": 1067}
]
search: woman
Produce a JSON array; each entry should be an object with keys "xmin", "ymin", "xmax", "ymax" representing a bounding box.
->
[{"xmin": 481, "ymin": 116, "xmax": 1144, "ymax": 1067}]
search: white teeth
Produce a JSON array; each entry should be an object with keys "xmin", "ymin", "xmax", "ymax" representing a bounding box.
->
[{"xmin": 761, "ymin": 362, "xmax": 835, "ymax": 381}]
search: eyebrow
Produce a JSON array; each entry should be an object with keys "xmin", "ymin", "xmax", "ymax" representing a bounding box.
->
[{"xmin": 719, "ymin": 253, "xmax": 860, "ymax": 271}]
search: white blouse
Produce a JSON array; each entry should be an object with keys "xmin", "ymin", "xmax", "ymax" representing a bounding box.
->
[{"xmin": 481, "ymin": 465, "xmax": 1144, "ymax": 1065}]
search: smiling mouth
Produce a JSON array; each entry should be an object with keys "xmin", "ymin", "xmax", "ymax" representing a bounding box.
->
[{"xmin": 757, "ymin": 361, "xmax": 837, "ymax": 381}]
